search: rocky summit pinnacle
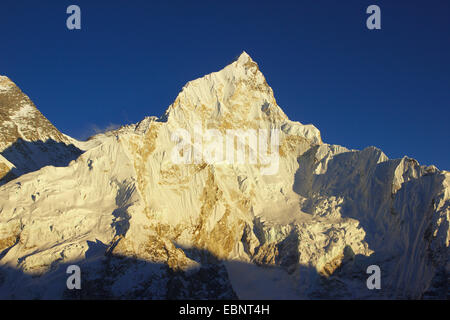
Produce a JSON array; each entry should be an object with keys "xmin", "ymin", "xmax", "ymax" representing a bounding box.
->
[
  {"xmin": 0, "ymin": 53, "xmax": 448, "ymax": 300},
  {"xmin": 235, "ymin": 51, "xmax": 257, "ymax": 66},
  {"xmin": 162, "ymin": 51, "xmax": 321, "ymax": 144},
  {"xmin": 0, "ymin": 76, "xmax": 81, "ymax": 184}
]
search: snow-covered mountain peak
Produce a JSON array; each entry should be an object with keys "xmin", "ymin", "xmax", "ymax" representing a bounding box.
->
[
  {"xmin": 0, "ymin": 76, "xmax": 69, "ymax": 149},
  {"xmin": 234, "ymin": 51, "xmax": 258, "ymax": 69},
  {"xmin": 0, "ymin": 54, "xmax": 448, "ymax": 300},
  {"xmin": 161, "ymin": 52, "xmax": 323, "ymax": 145},
  {"xmin": 0, "ymin": 76, "xmax": 81, "ymax": 184},
  {"xmin": 163, "ymin": 51, "xmax": 276, "ymax": 126},
  {"xmin": 236, "ymin": 50, "xmax": 252, "ymax": 61}
]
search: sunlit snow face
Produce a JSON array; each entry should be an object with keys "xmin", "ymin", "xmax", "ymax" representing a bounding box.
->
[{"xmin": 170, "ymin": 122, "xmax": 280, "ymax": 175}]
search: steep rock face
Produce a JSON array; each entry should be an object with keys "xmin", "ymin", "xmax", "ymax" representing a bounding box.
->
[
  {"xmin": 0, "ymin": 76, "xmax": 81, "ymax": 184},
  {"xmin": 0, "ymin": 53, "xmax": 448, "ymax": 299}
]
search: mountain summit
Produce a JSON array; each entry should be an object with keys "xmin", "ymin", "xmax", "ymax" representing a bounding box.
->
[
  {"xmin": 0, "ymin": 76, "xmax": 81, "ymax": 184},
  {"xmin": 163, "ymin": 51, "xmax": 321, "ymax": 145},
  {"xmin": 0, "ymin": 54, "xmax": 448, "ymax": 299},
  {"xmin": 0, "ymin": 76, "xmax": 71, "ymax": 149}
]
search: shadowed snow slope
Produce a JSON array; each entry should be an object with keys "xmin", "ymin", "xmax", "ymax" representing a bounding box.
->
[{"xmin": 0, "ymin": 53, "xmax": 448, "ymax": 299}]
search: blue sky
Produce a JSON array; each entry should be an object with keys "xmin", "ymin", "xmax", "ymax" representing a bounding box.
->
[{"xmin": 1, "ymin": 0, "xmax": 449, "ymax": 169}]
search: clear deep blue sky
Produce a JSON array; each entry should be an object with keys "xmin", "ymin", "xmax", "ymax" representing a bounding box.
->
[{"xmin": 1, "ymin": 0, "xmax": 449, "ymax": 169}]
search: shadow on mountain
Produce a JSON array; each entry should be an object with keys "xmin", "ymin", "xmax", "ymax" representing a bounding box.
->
[
  {"xmin": 0, "ymin": 138, "xmax": 82, "ymax": 186},
  {"xmin": 0, "ymin": 238, "xmax": 345, "ymax": 300}
]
